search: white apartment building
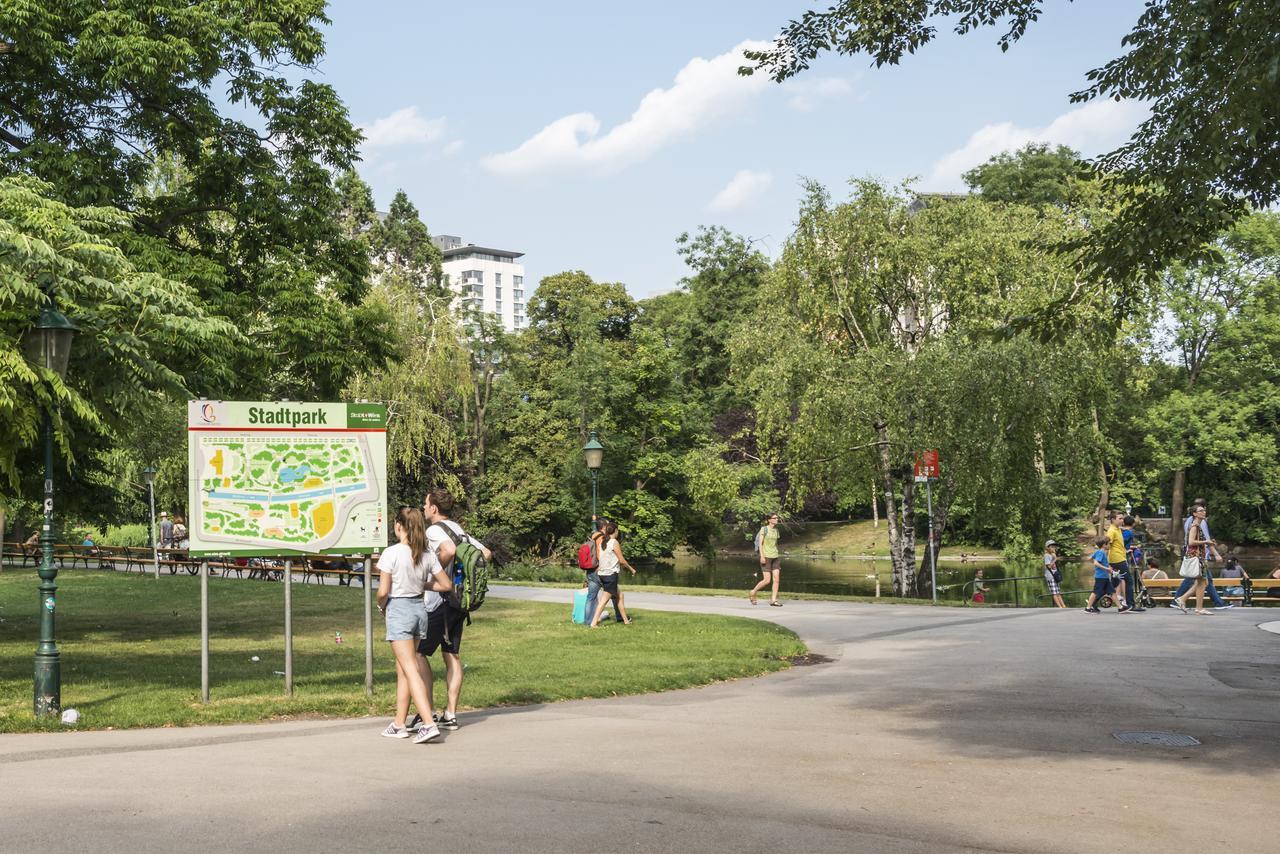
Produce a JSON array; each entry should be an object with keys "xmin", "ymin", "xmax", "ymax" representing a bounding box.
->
[{"xmin": 432, "ymin": 235, "xmax": 527, "ymax": 332}]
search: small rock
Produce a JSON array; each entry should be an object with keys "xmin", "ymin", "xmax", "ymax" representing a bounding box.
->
[{"xmin": 61, "ymin": 708, "xmax": 80, "ymax": 725}]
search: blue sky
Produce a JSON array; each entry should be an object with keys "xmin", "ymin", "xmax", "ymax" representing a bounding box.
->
[{"xmin": 319, "ymin": 1, "xmax": 1148, "ymax": 298}]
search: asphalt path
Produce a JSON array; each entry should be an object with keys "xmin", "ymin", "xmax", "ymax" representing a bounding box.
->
[{"xmin": 2, "ymin": 586, "xmax": 1278, "ymax": 853}]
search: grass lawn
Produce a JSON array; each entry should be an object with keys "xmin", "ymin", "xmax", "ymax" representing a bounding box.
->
[
  {"xmin": 0, "ymin": 570, "xmax": 804, "ymax": 733},
  {"xmin": 719, "ymin": 518, "xmax": 1003, "ymax": 560}
]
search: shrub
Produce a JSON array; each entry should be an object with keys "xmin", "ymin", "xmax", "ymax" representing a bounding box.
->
[{"xmin": 102, "ymin": 524, "xmax": 149, "ymax": 547}]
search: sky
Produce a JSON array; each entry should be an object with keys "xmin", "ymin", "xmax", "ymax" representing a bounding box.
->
[{"xmin": 318, "ymin": 0, "xmax": 1149, "ymax": 299}]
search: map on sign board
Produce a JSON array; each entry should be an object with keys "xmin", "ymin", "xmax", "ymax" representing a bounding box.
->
[{"xmin": 187, "ymin": 401, "xmax": 387, "ymax": 556}]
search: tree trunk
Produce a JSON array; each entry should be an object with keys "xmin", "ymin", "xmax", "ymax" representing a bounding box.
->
[
  {"xmin": 1091, "ymin": 407, "xmax": 1109, "ymax": 535},
  {"xmin": 871, "ymin": 481, "xmax": 879, "ymax": 528},
  {"xmin": 1169, "ymin": 469, "xmax": 1186, "ymax": 550},
  {"xmin": 874, "ymin": 420, "xmax": 912, "ymax": 595},
  {"xmin": 899, "ymin": 476, "xmax": 917, "ymax": 594}
]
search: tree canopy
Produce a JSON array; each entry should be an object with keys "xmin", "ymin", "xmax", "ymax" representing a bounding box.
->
[{"xmin": 742, "ymin": 1, "xmax": 1280, "ymax": 289}]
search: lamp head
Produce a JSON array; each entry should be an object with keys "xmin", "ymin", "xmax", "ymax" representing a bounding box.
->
[
  {"xmin": 582, "ymin": 430, "xmax": 604, "ymax": 470},
  {"xmin": 22, "ymin": 306, "xmax": 78, "ymax": 379}
]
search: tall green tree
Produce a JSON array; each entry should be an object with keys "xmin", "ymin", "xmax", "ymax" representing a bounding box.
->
[
  {"xmin": 0, "ymin": 176, "xmax": 238, "ymax": 499},
  {"xmin": 371, "ymin": 190, "xmax": 445, "ymax": 297},
  {"xmin": 0, "ymin": 0, "xmax": 389, "ymax": 400},
  {"xmin": 963, "ymin": 144, "xmax": 1088, "ymax": 209},
  {"xmin": 733, "ymin": 180, "xmax": 1106, "ymax": 595},
  {"xmin": 742, "ymin": 1, "xmax": 1280, "ymax": 294}
]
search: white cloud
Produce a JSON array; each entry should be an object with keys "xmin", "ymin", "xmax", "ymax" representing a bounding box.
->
[
  {"xmin": 925, "ymin": 99, "xmax": 1148, "ymax": 190},
  {"xmin": 483, "ymin": 39, "xmax": 771, "ymax": 176},
  {"xmin": 708, "ymin": 169, "xmax": 773, "ymax": 213},
  {"xmin": 361, "ymin": 107, "xmax": 447, "ymax": 151},
  {"xmin": 443, "ymin": 139, "xmax": 465, "ymax": 156},
  {"xmin": 786, "ymin": 77, "xmax": 854, "ymax": 112}
]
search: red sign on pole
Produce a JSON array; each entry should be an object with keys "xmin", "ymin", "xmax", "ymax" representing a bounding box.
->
[{"xmin": 913, "ymin": 450, "xmax": 941, "ymax": 480}]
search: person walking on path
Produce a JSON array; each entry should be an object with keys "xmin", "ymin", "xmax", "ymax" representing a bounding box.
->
[
  {"xmin": 749, "ymin": 513, "xmax": 784, "ymax": 606},
  {"xmin": 1085, "ymin": 535, "xmax": 1130, "ymax": 613},
  {"xmin": 1043, "ymin": 540, "xmax": 1066, "ymax": 608},
  {"xmin": 1177, "ymin": 508, "xmax": 1213, "ymax": 615},
  {"xmin": 158, "ymin": 512, "xmax": 173, "ymax": 549},
  {"xmin": 417, "ymin": 489, "xmax": 491, "ymax": 732},
  {"xmin": 1105, "ymin": 512, "xmax": 1136, "ymax": 611},
  {"xmin": 590, "ymin": 520, "xmax": 636, "ymax": 627},
  {"xmin": 1171, "ymin": 502, "xmax": 1234, "ymax": 610},
  {"xmin": 377, "ymin": 506, "xmax": 450, "ymax": 744},
  {"xmin": 584, "ymin": 516, "xmax": 614, "ymax": 624}
]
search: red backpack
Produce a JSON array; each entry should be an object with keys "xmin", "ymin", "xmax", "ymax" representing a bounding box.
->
[{"xmin": 577, "ymin": 539, "xmax": 599, "ymax": 570}]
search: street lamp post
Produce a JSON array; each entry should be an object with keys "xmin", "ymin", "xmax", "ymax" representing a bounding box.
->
[
  {"xmin": 582, "ymin": 430, "xmax": 604, "ymax": 524},
  {"xmin": 143, "ymin": 466, "xmax": 158, "ymax": 579},
  {"xmin": 22, "ymin": 306, "xmax": 78, "ymax": 718}
]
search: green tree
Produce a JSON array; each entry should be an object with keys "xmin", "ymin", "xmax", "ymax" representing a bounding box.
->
[
  {"xmin": 733, "ymin": 180, "xmax": 1105, "ymax": 595},
  {"xmin": 742, "ymin": 1, "xmax": 1280, "ymax": 291},
  {"xmin": 0, "ymin": 176, "xmax": 238, "ymax": 496},
  {"xmin": 371, "ymin": 190, "xmax": 445, "ymax": 297},
  {"xmin": 1141, "ymin": 212, "xmax": 1280, "ymax": 545},
  {"xmin": 0, "ymin": 0, "xmax": 389, "ymax": 400},
  {"xmin": 963, "ymin": 144, "xmax": 1088, "ymax": 208}
]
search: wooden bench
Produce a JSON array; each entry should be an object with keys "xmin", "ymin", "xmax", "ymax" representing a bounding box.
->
[{"xmin": 1143, "ymin": 576, "xmax": 1280, "ymax": 606}]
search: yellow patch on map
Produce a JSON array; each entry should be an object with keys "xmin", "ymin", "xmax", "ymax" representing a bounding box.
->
[
  {"xmin": 222, "ymin": 477, "xmax": 231, "ymax": 487},
  {"xmin": 263, "ymin": 527, "xmax": 284, "ymax": 537},
  {"xmin": 312, "ymin": 502, "xmax": 335, "ymax": 538},
  {"xmin": 210, "ymin": 449, "xmax": 224, "ymax": 476},
  {"xmin": 290, "ymin": 502, "xmax": 299, "ymax": 519},
  {"xmin": 302, "ymin": 476, "xmax": 324, "ymax": 489},
  {"xmin": 210, "ymin": 526, "xmax": 221, "ymax": 533},
  {"xmin": 249, "ymin": 509, "xmax": 265, "ymax": 519}
]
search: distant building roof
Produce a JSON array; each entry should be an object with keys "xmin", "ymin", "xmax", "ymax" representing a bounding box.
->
[{"xmin": 442, "ymin": 245, "xmax": 525, "ymax": 260}]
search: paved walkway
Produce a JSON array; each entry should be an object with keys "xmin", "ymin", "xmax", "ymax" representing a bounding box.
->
[{"xmin": 2, "ymin": 587, "xmax": 1278, "ymax": 853}]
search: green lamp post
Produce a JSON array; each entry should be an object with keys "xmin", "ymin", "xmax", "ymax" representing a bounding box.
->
[
  {"xmin": 22, "ymin": 305, "xmax": 78, "ymax": 718},
  {"xmin": 582, "ymin": 430, "xmax": 604, "ymax": 524}
]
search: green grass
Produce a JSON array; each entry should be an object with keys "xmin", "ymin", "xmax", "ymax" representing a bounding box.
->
[
  {"xmin": 0, "ymin": 570, "xmax": 804, "ymax": 733},
  {"xmin": 721, "ymin": 518, "xmax": 1003, "ymax": 560}
]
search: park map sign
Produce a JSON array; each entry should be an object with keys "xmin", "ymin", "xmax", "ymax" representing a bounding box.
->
[{"xmin": 187, "ymin": 401, "xmax": 387, "ymax": 556}]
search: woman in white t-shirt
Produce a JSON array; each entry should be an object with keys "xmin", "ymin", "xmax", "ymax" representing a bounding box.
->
[
  {"xmin": 589, "ymin": 520, "xmax": 636, "ymax": 627},
  {"xmin": 376, "ymin": 506, "xmax": 451, "ymax": 743}
]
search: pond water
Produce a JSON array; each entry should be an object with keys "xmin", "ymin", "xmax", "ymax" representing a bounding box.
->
[{"xmin": 631, "ymin": 552, "xmax": 1279, "ymax": 607}]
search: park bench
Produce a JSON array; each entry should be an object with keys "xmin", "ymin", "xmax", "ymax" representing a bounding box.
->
[
  {"xmin": 1, "ymin": 541, "xmax": 29, "ymax": 567},
  {"xmin": 1143, "ymin": 576, "xmax": 1280, "ymax": 606},
  {"xmin": 302, "ymin": 556, "xmax": 370, "ymax": 585}
]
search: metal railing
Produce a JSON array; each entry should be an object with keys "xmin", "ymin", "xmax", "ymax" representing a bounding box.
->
[{"xmin": 960, "ymin": 575, "xmax": 1045, "ymax": 607}]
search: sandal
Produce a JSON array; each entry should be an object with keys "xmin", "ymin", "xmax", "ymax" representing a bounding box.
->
[
  {"xmin": 749, "ymin": 593, "xmax": 758, "ymax": 605},
  {"xmin": 1194, "ymin": 609, "xmax": 1212, "ymax": 615},
  {"xmin": 769, "ymin": 601, "xmax": 783, "ymax": 607}
]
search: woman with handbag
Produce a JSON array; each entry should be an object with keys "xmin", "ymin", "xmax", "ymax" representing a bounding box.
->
[{"xmin": 1176, "ymin": 508, "xmax": 1211, "ymax": 614}]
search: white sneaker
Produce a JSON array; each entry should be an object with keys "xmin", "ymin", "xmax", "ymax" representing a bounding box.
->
[
  {"xmin": 381, "ymin": 723, "xmax": 410, "ymax": 739},
  {"xmin": 412, "ymin": 724, "xmax": 441, "ymax": 744},
  {"xmin": 1213, "ymin": 603, "xmax": 1236, "ymax": 610},
  {"xmin": 1170, "ymin": 598, "xmax": 1187, "ymax": 613}
]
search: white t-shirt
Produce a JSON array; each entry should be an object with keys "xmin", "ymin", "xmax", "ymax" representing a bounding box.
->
[
  {"xmin": 377, "ymin": 542, "xmax": 443, "ymax": 598},
  {"xmin": 597, "ymin": 537, "xmax": 621, "ymax": 577},
  {"xmin": 424, "ymin": 520, "xmax": 484, "ymax": 611}
]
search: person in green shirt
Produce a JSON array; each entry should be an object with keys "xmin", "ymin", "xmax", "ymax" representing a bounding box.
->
[{"xmin": 749, "ymin": 513, "xmax": 784, "ymax": 606}]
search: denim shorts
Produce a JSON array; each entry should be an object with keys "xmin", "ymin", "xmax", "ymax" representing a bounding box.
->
[{"xmin": 385, "ymin": 596, "xmax": 429, "ymax": 641}]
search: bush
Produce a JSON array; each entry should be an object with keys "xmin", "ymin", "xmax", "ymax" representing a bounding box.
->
[{"xmin": 102, "ymin": 524, "xmax": 149, "ymax": 547}]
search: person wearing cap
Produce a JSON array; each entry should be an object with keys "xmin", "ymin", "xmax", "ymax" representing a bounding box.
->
[
  {"xmin": 1043, "ymin": 540, "xmax": 1065, "ymax": 608},
  {"xmin": 159, "ymin": 512, "xmax": 173, "ymax": 549}
]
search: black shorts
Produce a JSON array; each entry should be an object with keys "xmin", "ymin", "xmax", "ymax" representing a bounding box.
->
[
  {"xmin": 599, "ymin": 573, "xmax": 620, "ymax": 595},
  {"xmin": 1092, "ymin": 578, "xmax": 1112, "ymax": 598},
  {"xmin": 418, "ymin": 605, "xmax": 465, "ymax": 656}
]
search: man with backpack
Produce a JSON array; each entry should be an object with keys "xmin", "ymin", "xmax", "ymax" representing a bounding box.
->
[{"xmin": 415, "ymin": 489, "xmax": 491, "ymax": 732}]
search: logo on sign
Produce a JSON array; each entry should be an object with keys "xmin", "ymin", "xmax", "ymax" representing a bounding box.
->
[{"xmin": 200, "ymin": 403, "xmax": 217, "ymax": 423}]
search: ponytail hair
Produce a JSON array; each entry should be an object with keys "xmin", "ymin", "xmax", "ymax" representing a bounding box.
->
[
  {"xmin": 396, "ymin": 506, "xmax": 429, "ymax": 565},
  {"xmin": 602, "ymin": 520, "xmax": 619, "ymax": 543}
]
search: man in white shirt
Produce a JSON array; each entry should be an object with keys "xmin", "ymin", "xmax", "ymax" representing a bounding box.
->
[{"xmin": 415, "ymin": 488, "xmax": 491, "ymax": 731}]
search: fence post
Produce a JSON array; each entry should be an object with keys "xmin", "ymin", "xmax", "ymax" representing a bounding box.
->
[
  {"xmin": 363, "ymin": 556, "xmax": 373, "ymax": 696},
  {"xmin": 200, "ymin": 560, "xmax": 209, "ymax": 703},
  {"xmin": 1013, "ymin": 576, "xmax": 1020, "ymax": 608},
  {"xmin": 283, "ymin": 559, "xmax": 293, "ymax": 697}
]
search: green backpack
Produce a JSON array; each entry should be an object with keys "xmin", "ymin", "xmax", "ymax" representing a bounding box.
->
[{"xmin": 434, "ymin": 522, "xmax": 488, "ymax": 622}]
